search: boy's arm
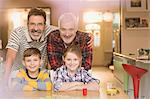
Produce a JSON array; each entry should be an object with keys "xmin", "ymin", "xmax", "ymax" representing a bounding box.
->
[
  {"xmin": 53, "ymin": 68, "xmax": 83, "ymax": 91},
  {"xmin": 59, "ymin": 82, "xmax": 99, "ymax": 91},
  {"xmin": 78, "ymin": 69, "xmax": 100, "ymax": 90},
  {"xmin": 11, "ymin": 75, "xmax": 35, "ymax": 91},
  {"xmin": 75, "ymin": 82, "xmax": 100, "ymax": 91},
  {"xmin": 27, "ymin": 80, "xmax": 51, "ymax": 91},
  {"xmin": 58, "ymin": 82, "xmax": 84, "ymax": 91}
]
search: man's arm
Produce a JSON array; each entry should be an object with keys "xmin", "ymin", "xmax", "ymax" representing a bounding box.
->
[
  {"xmin": 87, "ymin": 33, "xmax": 94, "ymax": 48},
  {"xmin": 47, "ymin": 31, "xmax": 63, "ymax": 70},
  {"xmin": 81, "ymin": 33, "xmax": 93, "ymax": 70},
  {"xmin": 3, "ymin": 48, "xmax": 17, "ymax": 85}
]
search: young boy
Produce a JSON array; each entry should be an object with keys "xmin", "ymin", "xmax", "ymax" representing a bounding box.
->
[
  {"xmin": 53, "ymin": 44, "xmax": 100, "ymax": 91},
  {"xmin": 10, "ymin": 48, "xmax": 51, "ymax": 91}
]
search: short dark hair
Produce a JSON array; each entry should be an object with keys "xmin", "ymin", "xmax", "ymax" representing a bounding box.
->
[
  {"xmin": 27, "ymin": 8, "xmax": 46, "ymax": 24},
  {"xmin": 23, "ymin": 48, "xmax": 41, "ymax": 60}
]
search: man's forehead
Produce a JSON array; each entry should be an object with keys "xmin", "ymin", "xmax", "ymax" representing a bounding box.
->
[
  {"xmin": 60, "ymin": 22, "xmax": 75, "ymax": 29},
  {"xmin": 28, "ymin": 15, "xmax": 44, "ymax": 20}
]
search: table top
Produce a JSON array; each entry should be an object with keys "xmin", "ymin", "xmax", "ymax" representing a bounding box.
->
[{"xmin": 0, "ymin": 87, "xmax": 130, "ymax": 99}]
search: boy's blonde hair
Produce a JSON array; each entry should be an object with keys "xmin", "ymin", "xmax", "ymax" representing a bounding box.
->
[
  {"xmin": 23, "ymin": 48, "xmax": 41, "ymax": 60},
  {"xmin": 63, "ymin": 44, "xmax": 82, "ymax": 61}
]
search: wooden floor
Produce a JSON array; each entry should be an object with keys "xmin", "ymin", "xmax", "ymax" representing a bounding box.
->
[{"xmin": 92, "ymin": 66, "xmax": 114, "ymax": 83}]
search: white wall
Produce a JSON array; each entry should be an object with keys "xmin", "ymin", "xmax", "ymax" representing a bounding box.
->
[{"xmin": 121, "ymin": 0, "xmax": 150, "ymax": 55}]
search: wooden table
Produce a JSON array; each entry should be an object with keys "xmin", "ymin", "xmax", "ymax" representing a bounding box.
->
[
  {"xmin": 0, "ymin": 85, "xmax": 130, "ymax": 99},
  {"xmin": 0, "ymin": 90, "xmax": 99, "ymax": 99}
]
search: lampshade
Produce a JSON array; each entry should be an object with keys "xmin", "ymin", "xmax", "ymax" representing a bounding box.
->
[
  {"xmin": 103, "ymin": 11, "xmax": 113, "ymax": 22},
  {"xmin": 83, "ymin": 12, "xmax": 103, "ymax": 23}
]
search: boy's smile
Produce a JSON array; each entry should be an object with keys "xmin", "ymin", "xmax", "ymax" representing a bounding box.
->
[{"xmin": 23, "ymin": 55, "xmax": 41, "ymax": 77}]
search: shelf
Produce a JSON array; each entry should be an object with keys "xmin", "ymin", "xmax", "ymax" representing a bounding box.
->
[
  {"xmin": 126, "ymin": 27, "xmax": 150, "ymax": 30},
  {"xmin": 126, "ymin": 10, "xmax": 150, "ymax": 13}
]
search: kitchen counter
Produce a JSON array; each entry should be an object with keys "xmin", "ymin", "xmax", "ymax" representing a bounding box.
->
[
  {"xmin": 113, "ymin": 52, "xmax": 150, "ymax": 99},
  {"xmin": 113, "ymin": 52, "xmax": 150, "ymax": 64}
]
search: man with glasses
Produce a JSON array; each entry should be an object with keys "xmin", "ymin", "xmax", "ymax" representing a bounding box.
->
[{"xmin": 3, "ymin": 8, "xmax": 57, "ymax": 85}]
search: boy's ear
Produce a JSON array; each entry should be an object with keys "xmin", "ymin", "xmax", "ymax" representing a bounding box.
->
[
  {"xmin": 62, "ymin": 56, "xmax": 65, "ymax": 61},
  {"xmin": 79, "ymin": 57, "xmax": 82, "ymax": 62},
  {"xmin": 80, "ymin": 57, "xmax": 82, "ymax": 61},
  {"xmin": 40, "ymin": 60, "xmax": 43, "ymax": 67},
  {"xmin": 22, "ymin": 60, "xmax": 25, "ymax": 66}
]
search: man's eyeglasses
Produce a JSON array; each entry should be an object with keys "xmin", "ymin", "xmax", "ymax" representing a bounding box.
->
[{"xmin": 29, "ymin": 23, "xmax": 45, "ymax": 27}]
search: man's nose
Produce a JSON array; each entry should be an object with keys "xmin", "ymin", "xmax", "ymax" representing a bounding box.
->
[
  {"xmin": 34, "ymin": 25, "xmax": 39, "ymax": 30},
  {"xmin": 65, "ymin": 30, "xmax": 70, "ymax": 36}
]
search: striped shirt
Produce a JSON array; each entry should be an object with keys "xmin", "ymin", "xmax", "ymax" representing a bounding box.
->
[
  {"xmin": 6, "ymin": 25, "xmax": 57, "ymax": 71},
  {"xmin": 53, "ymin": 66, "xmax": 100, "ymax": 91},
  {"xmin": 11, "ymin": 68, "xmax": 52, "ymax": 91}
]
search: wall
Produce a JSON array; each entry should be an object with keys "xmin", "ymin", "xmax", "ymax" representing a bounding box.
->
[
  {"xmin": 0, "ymin": 9, "xmax": 9, "ymax": 49},
  {"xmin": 121, "ymin": 0, "xmax": 150, "ymax": 55}
]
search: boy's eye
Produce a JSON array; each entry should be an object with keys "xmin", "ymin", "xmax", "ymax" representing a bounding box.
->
[
  {"xmin": 66, "ymin": 59, "xmax": 71, "ymax": 61},
  {"xmin": 26, "ymin": 60, "xmax": 31, "ymax": 62},
  {"xmin": 74, "ymin": 59, "xmax": 78, "ymax": 61},
  {"xmin": 33, "ymin": 59, "xmax": 38, "ymax": 61}
]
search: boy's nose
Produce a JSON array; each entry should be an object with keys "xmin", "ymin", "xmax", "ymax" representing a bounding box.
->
[{"xmin": 31, "ymin": 61, "xmax": 34, "ymax": 65}]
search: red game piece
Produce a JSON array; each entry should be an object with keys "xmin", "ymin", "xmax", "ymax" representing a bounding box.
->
[{"xmin": 83, "ymin": 88, "xmax": 87, "ymax": 96}]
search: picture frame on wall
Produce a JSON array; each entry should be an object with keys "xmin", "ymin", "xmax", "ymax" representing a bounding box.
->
[
  {"xmin": 125, "ymin": 17, "xmax": 140, "ymax": 28},
  {"xmin": 126, "ymin": 0, "xmax": 148, "ymax": 11},
  {"xmin": 125, "ymin": 17, "xmax": 149, "ymax": 29}
]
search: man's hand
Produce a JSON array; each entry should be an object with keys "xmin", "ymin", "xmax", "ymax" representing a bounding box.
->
[{"xmin": 88, "ymin": 33, "xmax": 94, "ymax": 48}]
